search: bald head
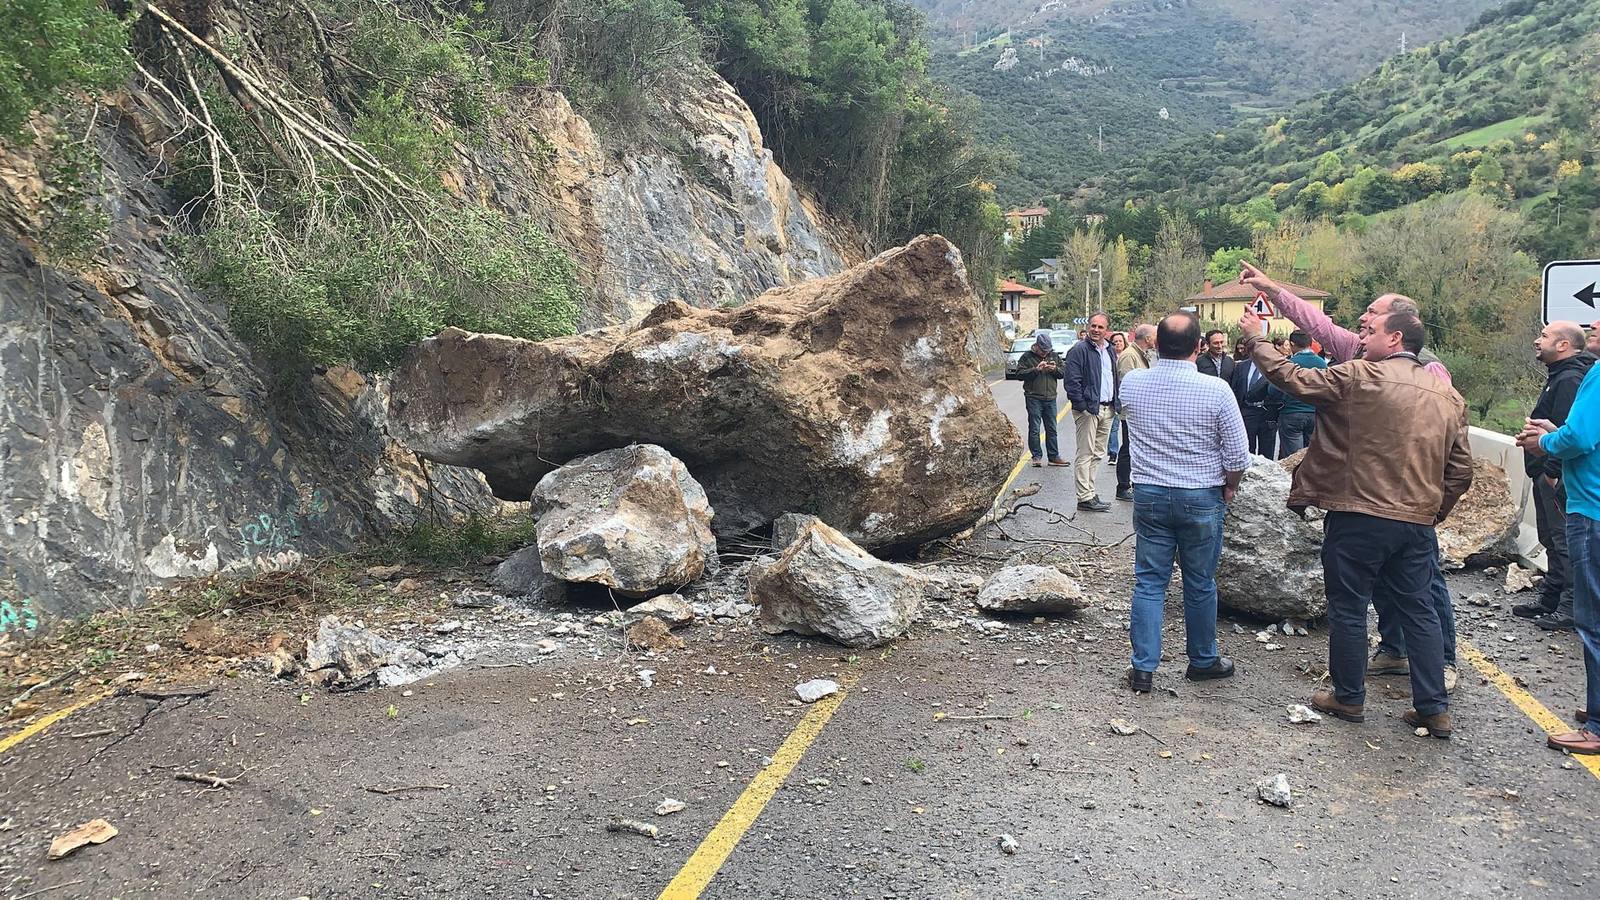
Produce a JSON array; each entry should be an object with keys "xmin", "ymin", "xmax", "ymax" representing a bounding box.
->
[
  {"xmin": 1132, "ymin": 323, "xmax": 1156, "ymax": 348},
  {"xmin": 1537, "ymin": 320, "xmax": 1586, "ymax": 364}
]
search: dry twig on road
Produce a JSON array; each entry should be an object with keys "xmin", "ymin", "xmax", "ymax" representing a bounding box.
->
[
  {"xmin": 364, "ymin": 783, "xmax": 451, "ymax": 795},
  {"xmin": 176, "ymin": 769, "xmax": 247, "ymax": 790}
]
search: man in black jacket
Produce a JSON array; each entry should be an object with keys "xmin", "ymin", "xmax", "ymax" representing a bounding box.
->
[
  {"xmin": 1197, "ymin": 330, "xmax": 1235, "ymax": 380},
  {"xmin": 1229, "ymin": 348, "xmax": 1282, "ymax": 458},
  {"xmin": 1514, "ymin": 321, "xmax": 1595, "ymax": 631},
  {"xmin": 1064, "ymin": 312, "xmax": 1121, "ymax": 511},
  {"xmin": 1015, "ymin": 332, "xmax": 1069, "ymax": 468}
]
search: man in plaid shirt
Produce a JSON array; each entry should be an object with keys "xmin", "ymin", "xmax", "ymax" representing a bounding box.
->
[{"xmin": 1118, "ymin": 311, "xmax": 1251, "ymax": 693}]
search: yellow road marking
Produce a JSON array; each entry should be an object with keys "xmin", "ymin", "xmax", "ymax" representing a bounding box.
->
[
  {"xmin": 1459, "ymin": 640, "xmax": 1600, "ymax": 781},
  {"xmin": 658, "ymin": 680, "xmax": 853, "ymax": 899},
  {"xmin": 989, "ymin": 404, "xmax": 1072, "ymax": 513},
  {"xmin": 0, "ymin": 690, "xmax": 113, "ymax": 755}
]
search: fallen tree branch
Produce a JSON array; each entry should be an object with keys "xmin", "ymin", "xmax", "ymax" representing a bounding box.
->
[
  {"xmin": 133, "ymin": 685, "xmax": 216, "ymax": 701},
  {"xmin": 946, "ymin": 483, "xmax": 1043, "ymax": 543},
  {"xmin": 176, "ymin": 769, "xmax": 245, "ymax": 789},
  {"xmin": 364, "ymin": 783, "xmax": 451, "ymax": 795},
  {"xmin": 67, "ymin": 728, "xmax": 114, "ymax": 740},
  {"xmin": 12, "ymin": 880, "xmax": 87, "ymax": 900},
  {"xmin": 5, "ymin": 668, "xmax": 83, "ymax": 714}
]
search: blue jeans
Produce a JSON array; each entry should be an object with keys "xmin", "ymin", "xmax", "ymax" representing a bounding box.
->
[
  {"xmin": 1025, "ymin": 395, "xmax": 1058, "ymax": 461},
  {"xmin": 1565, "ymin": 513, "xmax": 1600, "ymax": 725},
  {"xmin": 1107, "ymin": 415, "xmax": 1121, "ymax": 457},
  {"xmin": 1277, "ymin": 410, "xmax": 1315, "ymax": 458},
  {"xmin": 1374, "ymin": 536, "xmax": 1456, "ymax": 665},
  {"xmin": 1129, "ymin": 485, "xmax": 1225, "ymax": 673}
]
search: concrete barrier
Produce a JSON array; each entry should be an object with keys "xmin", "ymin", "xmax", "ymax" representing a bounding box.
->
[{"xmin": 1468, "ymin": 426, "xmax": 1545, "ymax": 571}]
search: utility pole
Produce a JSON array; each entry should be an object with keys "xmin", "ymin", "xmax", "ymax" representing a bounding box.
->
[
  {"xmin": 1084, "ymin": 273, "xmax": 1091, "ymax": 319},
  {"xmin": 1098, "ymin": 124, "xmax": 1104, "ymax": 154},
  {"xmin": 1399, "ymin": 31, "xmax": 1407, "ymax": 55},
  {"xmin": 1096, "ymin": 267, "xmax": 1103, "ymax": 310}
]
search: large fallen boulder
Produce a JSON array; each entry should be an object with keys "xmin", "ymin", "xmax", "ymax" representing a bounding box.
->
[
  {"xmin": 976, "ymin": 565, "xmax": 1089, "ymax": 615},
  {"xmin": 388, "ymin": 235, "xmax": 1021, "ymax": 551},
  {"xmin": 1436, "ymin": 458, "xmax": 1517, "ymax": 569},
  {"xmin": 1220, "ymin": 457, "xmax": 1327, "ymax": 620},
  {"xmin": 751, "ymin": 520, "xmax": 922, "ymax": 647},
  {"xmin": 532, "ymin": 444, "xmax": 716, "ymax": 595}
]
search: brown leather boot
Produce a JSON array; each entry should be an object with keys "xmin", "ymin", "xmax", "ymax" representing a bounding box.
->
[
  {"xmin": 1310, "ymin": 687, "xmax": 1364, "ymax": 723},
  {"xmin": 1403, "ymin": 708, "xmax": 1452, "ymax": 739}
]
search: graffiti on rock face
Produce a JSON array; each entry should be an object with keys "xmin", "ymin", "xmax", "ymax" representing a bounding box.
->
[
  {"xmin": 235, "ymin": 489, "xmax": 332, "ymax": 557},
  {"xmin": 0, "ymin": 598, "xmax": 40, "ymax": 635}
]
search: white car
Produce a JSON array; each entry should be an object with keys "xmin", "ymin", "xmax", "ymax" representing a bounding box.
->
[{"xmin": 1004, "ymin": 338, "xmax": 1036, "ymax": 380}]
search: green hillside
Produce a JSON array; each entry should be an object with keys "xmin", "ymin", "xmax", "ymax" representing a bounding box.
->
[
  {"xmin": 913, "ymin": 0, "xmax": 1498, "ymax": 202},
  {"xmin": 1085, "ymin": 0, "xmax": 1600, "ymax": 261}
]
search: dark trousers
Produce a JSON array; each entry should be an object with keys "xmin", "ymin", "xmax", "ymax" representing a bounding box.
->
[
  {"xmin": 1533, "ymin": 476, "xmax": 1573, "ymax": 617},
  {"xmin": 1374, "ymin": 537, "xmax": 1456, "ymax": 665},
  {"xmin": 1116, "ymin": 421, "xmax": 1132, "ymax": 491},
  {"xmin": 1242, "ymin": 407, "xmax": 1277, "ymax": 458},
  {"xmin": 1025, "ymin": 394, "xmax": 1058, "ymax": 461},
  {"xmin": 1323, "ymin": 512, "xmax": 1448, "ymax": 715}
]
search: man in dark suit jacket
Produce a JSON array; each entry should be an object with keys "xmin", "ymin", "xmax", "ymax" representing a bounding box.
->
[
  {"xmin": 1197, "ymin": 330, "xmax": 1235, "ymax": 381},
  {"xmin": 1230, "ymin": 349, "xmax": 1281, "ymax": 458}
]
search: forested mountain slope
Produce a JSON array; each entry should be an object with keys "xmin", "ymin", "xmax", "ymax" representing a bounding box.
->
[
  {"xmin": 1086, "ymin": 0, "xmax": 1600, "ymax": 262},
  {"xmin": 910, "ymin": 0, "xmax": 1498, "ymax": 201}
]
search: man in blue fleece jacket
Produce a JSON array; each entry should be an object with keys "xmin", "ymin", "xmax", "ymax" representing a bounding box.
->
[{"xmin": 1520, "ymin": 355, "xmax": 1600, "ymax": 754}]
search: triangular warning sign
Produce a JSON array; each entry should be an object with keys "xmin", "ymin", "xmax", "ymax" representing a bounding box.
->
[{"xmin": 1249, "ymin": 292, "xmax": 1275, "ymax": 317}]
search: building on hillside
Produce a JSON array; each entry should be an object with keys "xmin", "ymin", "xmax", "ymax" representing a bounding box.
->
[
  {"xmin": 1184, "ymin": 279, "xmax": 1331, "ymax": 337},
  {"xmin": 1003, "ymin": 206, "xmax": 1049, "ymax": 237},
  {"xmin": 1027, "ymin": 258, "xmax": 1061, "ymax": 287},
  {"xmin": 998, "ymin": 280, "xmax": 1046, "ymax": 337}
]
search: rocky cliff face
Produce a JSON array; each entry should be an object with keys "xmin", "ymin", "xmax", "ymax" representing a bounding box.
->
[{"xmin": 0, "ymin": 68, "xmax": 850, "ymax": 625}]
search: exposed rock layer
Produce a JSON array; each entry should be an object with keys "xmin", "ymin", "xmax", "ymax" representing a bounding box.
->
[{"xmin": 390, "ymin": 235, "xmax": 1021, "ymax": 549}]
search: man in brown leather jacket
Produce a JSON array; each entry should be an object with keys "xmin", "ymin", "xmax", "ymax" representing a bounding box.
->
[{"xmin": 1239, "ymin": 308, "xmax": 1473, "ymax": 738}]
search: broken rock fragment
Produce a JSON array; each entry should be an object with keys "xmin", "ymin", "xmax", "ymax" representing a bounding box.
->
[
  {"xmin": 976, "ymin": 565, "xmax": 1088, "ymax": 615},
  {"xmin": 388, "ymin": 235, "xmax": 1021, "ymax": 550},
  {"xmin": 1219, "ymin": 458, "xmax": 1326, "ymax": 620},
  {"xmin": 751, "ymin": 521, "xmax": 921, "ymax": 648},
  {"xmin": 533, "ymin": 444, "xmax": 716, "ymax": 596},
  {"xmin": 490, "ymin": 546, "xmax": 569, "ymax": 603},
  {"xmin": 48, "ymin": 818, "xmax": 118, "ymax": 860},
  {"xmin": 795, "ymin": 678, "xmax": 840, "ymax": 703},
  {"xmin": 304, "ymin": 615, "xmax": 428, "ymax": 686},
  {"xmin": 626, "ymin": 616, "xmax": 686, "ymax": 652},
  {"xmin": 625, "ymin": 594, "xmax": 696, "ymax": 628},
  {"xmin": 1257, "ymin": 773, "xmax": 1294, "ymax": 808}
]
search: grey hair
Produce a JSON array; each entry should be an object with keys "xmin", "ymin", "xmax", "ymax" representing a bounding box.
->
[
  {"xmin": 1132, "ymin": 323, "xmax": 1156, "ymax": 342},
  {"xmin": 1385, "ymin": 295, "xmax": 1420, "ymax": 316},
  {"xmin": 1088, "ymin": 311, "xmax": 1111, "ymax": 326}
]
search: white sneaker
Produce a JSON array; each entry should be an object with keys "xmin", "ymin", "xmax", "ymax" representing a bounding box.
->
[{"xmin": 1444, "ymin": 664, "xmax": 1459, "ymax": 694}]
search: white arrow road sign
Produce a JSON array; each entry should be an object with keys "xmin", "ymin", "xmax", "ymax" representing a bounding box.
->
[{"xmin": 1543, "ymin": 259, "xmax": 1600, "ymax": 325}]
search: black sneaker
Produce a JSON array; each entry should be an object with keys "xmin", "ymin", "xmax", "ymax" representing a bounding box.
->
[
  {"xmin": 1513, "ymin": 601, "xmax": 1557, "ymax": 619},
  {"xmin": 1115, "ymin": 487, "xmax": 1134, "ymax": 501},
  {"xmin": 1127, "ymin": 668, "xmax": 1152, "ymax": 693},
  {"xmin": 1537, "ymin": 613, "xmax": 1575, "ymax": 632},
  {"xmin": 1185, "ymin": 657, "xmax": 1235, "ymax": 682},
  {"xmin": 1077, "ymin": 498, "xmax": 1111, "ymax": 512}
]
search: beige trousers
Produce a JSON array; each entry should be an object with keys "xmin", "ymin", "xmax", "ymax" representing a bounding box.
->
[{"xmin": 1073, "ymin": 407, "xmax": 1113, "ymax": 501}]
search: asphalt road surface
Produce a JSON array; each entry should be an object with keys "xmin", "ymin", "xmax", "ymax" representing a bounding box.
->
[{"xmin": 2, "ymin": 376, "xmax": 1596, "ymax": 899}]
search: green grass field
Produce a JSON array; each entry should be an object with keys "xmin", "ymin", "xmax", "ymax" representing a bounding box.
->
[{"xmin": 1436, "ymin": 114, "xmax": 1546, "ymax": 150}]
